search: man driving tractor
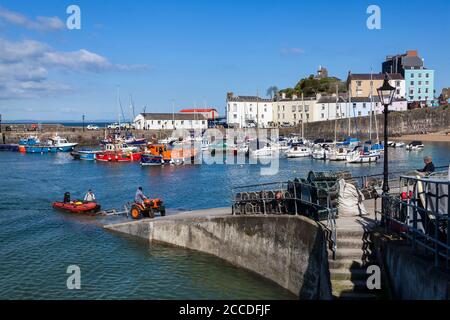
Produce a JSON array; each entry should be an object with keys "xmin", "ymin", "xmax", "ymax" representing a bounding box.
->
[
  {"xmin": 130, "ymin": 187, "xmax": 166, "ymax": 219},
  {"xmin": 134, "ymin": 187, "xmax": 147, "ymax": 205}
]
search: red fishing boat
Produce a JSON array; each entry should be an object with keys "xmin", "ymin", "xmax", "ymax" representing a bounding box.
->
[
  {"xmin": 95, "ymin": 143, "xmax": 141, "ymax": 162},
  {"xmin": 52, "ymin": 201, "xmax": 101, "ymax": 214}
]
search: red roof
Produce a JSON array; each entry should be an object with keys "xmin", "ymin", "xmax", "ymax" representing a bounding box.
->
[{"xmin": 179, "ymin": 108, "xmax": 217, "ymax": 113}]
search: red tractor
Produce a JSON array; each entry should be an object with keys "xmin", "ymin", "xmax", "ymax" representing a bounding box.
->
[{"xmin": 130, "ymin": 198, "xmax": 166, "ymax": 220}]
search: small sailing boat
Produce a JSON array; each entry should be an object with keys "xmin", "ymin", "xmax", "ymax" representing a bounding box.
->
[{"xmin": 285, "ymin": 143, "xmax": 311, "ymax": 158}]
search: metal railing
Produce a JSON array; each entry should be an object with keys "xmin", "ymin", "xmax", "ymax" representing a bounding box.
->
[
  {"xmin": 231, "ymin": 179, "xmax": 338, "ymax": 259},
  {"xmin": 377, "ymin": 175, "xmax": 450, "ymax": 269}
]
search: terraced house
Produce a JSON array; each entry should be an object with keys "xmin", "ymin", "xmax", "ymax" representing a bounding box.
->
[
  {"xmin": 226, "ymin": 92, "xmax": 273, "ymax": 128},
  {"xmin": 382, "ymin": 50, "xmax": 435, "ymax": 107},
  {"xmin": 272, "ymin": 93, "xmax": 316, "ymax": 126}
]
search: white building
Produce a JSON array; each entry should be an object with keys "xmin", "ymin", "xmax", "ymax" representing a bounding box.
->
[
  {"xmin": 133, "ymin": 113, "xmax": 208, "ymax": 130},
  {"xmin": 226, "ymin": 92, "xmax": 274, "ymax": 128},
  {"xmin": 314, "ymin": 96, "xmax": 408, "ymax": 122}
]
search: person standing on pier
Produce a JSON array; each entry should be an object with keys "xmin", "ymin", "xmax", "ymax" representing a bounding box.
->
[{"xmin": 417, "ymin": 156, "xmax": 435, "ymax": 175}]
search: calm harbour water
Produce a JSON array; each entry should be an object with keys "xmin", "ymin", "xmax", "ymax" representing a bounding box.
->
[{"xmin": 1, "ymin": 142, "xmax": 449, "ymax": 299}]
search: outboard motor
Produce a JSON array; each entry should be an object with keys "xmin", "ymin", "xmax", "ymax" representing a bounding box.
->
[{"xmin": 64, "ymin": 192, "xmax": 71, "ymax": 203}]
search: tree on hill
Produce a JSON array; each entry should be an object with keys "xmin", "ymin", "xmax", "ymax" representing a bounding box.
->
[
  {"xmin": 279, "ymin": 75, "xmax": 348, "ymax": 98},
  {"xmin": 266, "ymin": 86, "xmax": 279, "ymax": 98}
]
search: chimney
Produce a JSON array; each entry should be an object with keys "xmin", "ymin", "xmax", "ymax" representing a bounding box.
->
[
  {"xmin": 281, "ymin": 92, "xmax": 286, "ymax": 100},
  {"xmin": 226, "ymin": 92, "xmax": 234, "ymax": 100},
  {"xmin": 406, "ymin": 50, "xmax": 418, "ymax": 57}
]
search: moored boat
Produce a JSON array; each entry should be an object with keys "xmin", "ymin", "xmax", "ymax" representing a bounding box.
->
[
  {"xmin": 406, "ymin": 141, "xmax": 424, "ymax": 151},
  {"xmin": 71, "ymin": 149, "xmax": 99, "ymax": 161},
  {"xmin": 284, "ymin": 143, "xmax": 311, "ymax": 158},
  {"xmin": 47, "ymin": 135, "xmax": 78, "ymax": 152},
  {"xmin": 52, "ymin": 201, "xmax": 101, "ymax": 214},
  {"xmin": 95, "ymin": 143, "xmax": 141, "ymax": 162},
  {"xmin": 346, "ymin": 146, "xmax": 380, "ymax": 163}
]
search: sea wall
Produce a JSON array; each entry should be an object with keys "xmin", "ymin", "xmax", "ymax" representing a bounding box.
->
[
  {"xmin": 283, "ymin": 106, "xmax": 450, "ymax": 140},
  {"xmin": 105, "ymin": 215, "xmax": 332, "ymax": 299},
  {"xmin": 372, "ymin": 233, "xmax": 450, "ymax": 300}
]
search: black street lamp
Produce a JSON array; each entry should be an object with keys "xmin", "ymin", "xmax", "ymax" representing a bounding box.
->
[
  {"xmin": 377, "ymin": 74, "xmax": 396, "ymax": 219},
  {"xmin": 82, "ymin": 114, "xmax": 85, "ymax": 132}
]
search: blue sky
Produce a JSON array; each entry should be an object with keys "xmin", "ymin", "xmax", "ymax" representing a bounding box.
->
[{"xmin": 0, "ymin": 0, "xmax": 449, "ymax": 121}]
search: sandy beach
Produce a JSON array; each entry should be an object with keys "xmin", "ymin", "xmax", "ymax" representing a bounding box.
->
[{"xmin": 392, "ymin": 132, "xmax": 450, "ymax": 142}]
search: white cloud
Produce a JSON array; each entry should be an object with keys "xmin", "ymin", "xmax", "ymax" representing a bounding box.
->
[
  {"xmin": 281, "ymin": 47, "xmax": 305, "ymax": 55},
  {"xmin": 0, "ymin": 6, "xmax": 65, "ymax": 31},
  {"xmin": 0, "ymin": 38, "xmax": 149, "ymax": 99}
]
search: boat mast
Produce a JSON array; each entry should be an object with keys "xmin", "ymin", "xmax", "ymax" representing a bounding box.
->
[
  {"xmin": 335, "ymin": 84, "xmax": 338, "ymax": 143},
  {"xmin": 348, "ymin": 86, "xmax": 352, "ymax": 136},
  {"xmin": 369, "ymin": 68, "xmax": 373, "ymax": 142},
  {"xmin": 117, "ymin": 86, "xmax": 121, "ymax": 137},
  {"xmin": 301, "ymin": 92, "xmax": 305, "ymax": 140}
]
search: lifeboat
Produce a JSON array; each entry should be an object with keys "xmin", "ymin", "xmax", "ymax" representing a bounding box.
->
[{"xmin": 52, "ymin": 201, "xmax": 101, "ymax": 214}]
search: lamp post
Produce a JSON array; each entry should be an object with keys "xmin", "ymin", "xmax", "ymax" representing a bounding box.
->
[
  {"xmin": 377, "ymin": 74, "xmax": 396, "ymax": 221},
  {"xmin": 82, "ymin": 114, "xmax": 85, "ymax": 132}
]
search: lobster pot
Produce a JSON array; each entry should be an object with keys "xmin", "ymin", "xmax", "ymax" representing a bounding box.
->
[{"xmin": 307, "ymin": 171, "xmax": 343, "ymax": 212}]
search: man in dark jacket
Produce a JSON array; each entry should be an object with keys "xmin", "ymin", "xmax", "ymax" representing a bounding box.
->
[{"xmin": 418, "ymin": 156, "xmax": 435, "ymax": 174}]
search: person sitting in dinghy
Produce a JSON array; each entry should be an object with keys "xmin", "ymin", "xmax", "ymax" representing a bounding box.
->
[
  {"xmin": 84, "ymin": 189, "xmax": 96, "ymax": 202},
  {"xmin": 135, "ymin": 187, "xmax": 147, "ymax": 205}
]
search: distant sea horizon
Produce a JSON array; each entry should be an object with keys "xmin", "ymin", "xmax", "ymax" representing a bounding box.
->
[{"xmin": 2, "ymin": 120, "xmax": 122, "ymax": 127}]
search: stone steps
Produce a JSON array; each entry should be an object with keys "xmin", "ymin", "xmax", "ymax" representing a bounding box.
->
[
  {"xmin": 328, "ymin": 216, "xmax": 383, "ymax": 300},
  {"xmin": 329, "ymin": 268, "xmax": 368, "ymax": 281}
]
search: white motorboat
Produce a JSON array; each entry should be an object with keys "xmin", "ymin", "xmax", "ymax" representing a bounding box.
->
[
  {"xmin": 284, "ymin": 144, "xmax": 311, "ymax": 158},
  {"xmin": 46, "ymin": 135, "xmax": 78, "ymax": 152},
  {"xmin": 346, "ymin": 146, "xmax": 380, "ymax": 163},
  {"xmin": 311, "ymin": 145, "xmax": 331, "ymax": 160},
  {"xmin": 392, "ymin": 142, "xmax": 406, "ymax": 148},
  {"xmin": 328, "ymin": 146, "xmax": 348, "ymax": 161},
  {"xmin": 406, "ymin": 141, "xmax": 424, "ymax": 150},
  {"xmin": 250, "ymin": 145, "xmax": 279, "ymax": 158}
]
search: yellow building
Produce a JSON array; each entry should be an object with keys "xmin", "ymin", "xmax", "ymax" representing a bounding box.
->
[{"xmin": 347, "ymin": 73, "xmax": 405, "ymax": 100}]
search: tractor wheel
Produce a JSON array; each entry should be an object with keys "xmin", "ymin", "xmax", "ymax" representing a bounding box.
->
[
  {"xmin": 148, "ymin": 208, "xmax": 155, "ymax": 219},
  {"xmin": 130, "ymin": 205, "xmax": 142, "ymax": 220}
]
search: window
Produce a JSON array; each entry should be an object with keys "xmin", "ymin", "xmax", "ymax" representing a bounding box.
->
[
  {"xmin": 158, "ymin": 121, "xmax": 161, "ymax": 125},
  {"xmin": 363, "ymin": 103, "xmax": 366, "ymax": 108},
  {"xmin": 426, "ymin": 81, "xmax": 429, "ymax": 85},
  {"xmin": 233, "ymin": 104, "xmax": 237, "ymax": 112},
  {"xmin": 181, "ymin": 121, "xmax": 184, "ymax": 125},
  {"xmin": 356, "ymin": 81, "xmax": 362, "ymax": 86},
  {"xmin": 410, "ymin": 81, "xmax": 414, "ymax": 85},
  {"xmin": 282, "ymin": 106, "xmax": 285, "ymax": 111},
  {"xmin": 426, "ymin": 73, "xmax": 429, "ymax": 78},
  {"xmin": 418, "ymin": 88, "xmax": 421, "ymax": 94},
  {"xmin": 294, "ymin": 114, "xmax": 297, "ymax": 119},
  {"xmin": 411, "ymin": 73, "xmax": 414, "ymax": 78},
  {"xmin": 418, "ymin": 73, "xmax": 422, "ymax": 78},
  {"xmin": 321, "ymin": 113, "xmax": 325, "ymax": 118},
  {"xmin": 233, "ymin": 114, "xmax": 237, "ymax": 119},
  {"xmin": 292, "ymin": 106, "xmax": 296, "ymax": 112},
  {"xmin": 322, "ymin": 104, "xmax": 325, "ymax": 110},
  {"xmin": 249, "ymin": 108, "xmax": 252, "ymax": 112},
  {"xmin": 261, "ymin": 114, "xmax": 264, "ymax": 119},
  {"xmin": 264, "ymin": 108, "xmax": 267, "ymax": 112},
  {"xmin": 396, "ymin": 81, "xmax": 400, "ymax": 86},
  {"xmin": 396, "ymin": 89, "xmax": 400, "ymax": 94},
  {"xmin": 425, "ymin": 88, "xmax": 429, "ymax": 93},
  {"xmin": 353, "ymin": 103, "xmax": 356, "ymax": 108},
  {"xmin": 410, "ymin": 89, "xmax": 414, "ymax": 95},
  {"xmin": 418, "ymin": 81, "xmax": 422, "ymax": 85},
  {"xmin": 202, "ymin": 121, "xmax": 205, "ymax": 125}
]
